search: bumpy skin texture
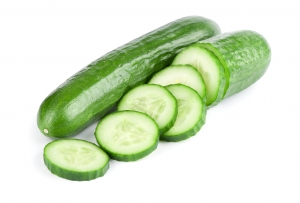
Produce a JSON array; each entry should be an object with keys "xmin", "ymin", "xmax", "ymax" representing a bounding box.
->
[
  {"xmin": 198, "ymin": 30, "xmax": 271, "ymax": 98},
  {"xmin": 37, "ymin": 16, "xmax": 221, "ymax": 138}
]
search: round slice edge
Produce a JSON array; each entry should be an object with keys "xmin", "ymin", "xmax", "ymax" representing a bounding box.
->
[
  {"xmin": 118, "ymin": 84, "xmax": 177, "ymax": 134},
  {"xmin": 95, "ymin": 111, "xmax": 160, "ymax": 161},
  {"xmin": 44, "ymin": 139, "xmax": 109, "ymax": 181},
  {"xmin": 162, "ymin": 84, "xmax": 206, "ymax": 142},
  {"xmin": 148, "ymin": 64, "xmax": 206, "ymax": 101},
  {"xmin": 172, "ymin": 44, "xmax": 226, "ymax": 107}
]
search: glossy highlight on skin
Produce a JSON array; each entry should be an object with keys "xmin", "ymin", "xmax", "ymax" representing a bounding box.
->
[{"xmin": 37, "ymin": 16, "xmax": 221, "ymax": 138}]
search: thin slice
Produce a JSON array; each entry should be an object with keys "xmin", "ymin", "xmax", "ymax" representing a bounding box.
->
[
  {"xmin": 44, "ymin": 139, "xmax": 109, "ymax": 181},
  {"xmin": 172, "ymin": 44, "xmax": 226, "ymax": 107},
  {"xmin": 95, "ymin": 111, "xmax": 159, "ymax": 161},
  {"xmin": 162, "ymin": 84, "xmax": 206, "ymax": 142},
  {"xmin": 148, "ymin": 64, "xmax": 206, "ymax": 101},
  {"xmin": 118, "ymin": 84, "xmax": 177, "ymax": 134}
]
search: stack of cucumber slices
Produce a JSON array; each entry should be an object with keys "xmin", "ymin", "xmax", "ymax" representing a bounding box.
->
[{"xmin": 41, "ymin": 19, "xmax": 271, "ymax": 181}]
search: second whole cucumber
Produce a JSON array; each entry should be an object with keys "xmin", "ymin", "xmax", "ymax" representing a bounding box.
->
[{"xmin": 173, "ymin": 30, "xmax": 271, "ymax": 106}]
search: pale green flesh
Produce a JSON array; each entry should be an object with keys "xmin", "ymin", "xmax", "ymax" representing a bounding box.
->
[
  {"xmin": 96, "ymin": 111, "xmax": 158, "ymax": 155},
  {"xmin": 118, "ymin": 84, "xmax": 177, "ymax": 131},
  {"xmin": 165, "ymin": 85, "xmax": 203, "ymax": 136},
  {"xmin": 172, "ymin": 45, "xmax": 223, "ymax": 106},
  {"xmin": 148, "ymin": 65, "xmax": 206, "ymax": 100},
  {"xmin": 44, "ymin": 139, "xmax": 109, "ymax": 172}
]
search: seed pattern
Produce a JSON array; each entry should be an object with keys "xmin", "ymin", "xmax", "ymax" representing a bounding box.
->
[
  {"xmin": 192, "ymin": 59, "xmax": 210, "ymax": 84},
  {"xmin": 192, "ymin": 60, "xmax": 203, "ymax": 72},
  {"xmin": 127, "ymin": 94, "xmax": 166, "ymax": 121},
  {"xmin": 59, "ymin": 146, "xmax": 96, "ymax": 165},
  {"xmin": 112, "ymin": 119, "xmax": 148, "ymax": 146},
  {"xmin": 166, "ymin": 76, "xmax": 191, "ymax": 86},
  {"xmin": 174, "ymin": 99, "xmax": 192, "ymax": 126}
]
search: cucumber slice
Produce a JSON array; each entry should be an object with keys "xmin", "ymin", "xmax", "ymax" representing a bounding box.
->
[
  {"xmin": 44, "ymin": 139, "xmax": 109, "ymax": 181},
  {"xmin": 95, "ymin": 111, "xmax": 159, "ymax": 161},
  {"xmin": 148, "ymin": 65, "xmax": 206, "ymax": 101},
  {"xmin": 162, "ymin": 84, "xmax": 206, "ymax": 142},
  {"xmin": 118, "ymin": 84, "xmax": 177, "ymax": 134},
  {"xmin": 37, "ymin": 16, "xmax": 221, "ymax": 139},
  {"xmin": 172, "ymin": 44, "xmax": 226, "ymax": 107}
]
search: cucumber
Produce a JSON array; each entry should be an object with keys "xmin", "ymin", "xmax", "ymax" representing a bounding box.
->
[
  {"xmin": 172, "ymin": 45, "xmax": 225, "ymax": 107},
  {"xmin": 37, "ymin": 16, "xmax": 221, "ymax": 138},
  {"xmin": 196, "ymin": 30, "xmax": 271, "ymax": 98},
  {"xmin": 162, "ymin": 84, "xmax": 206, "ymax": 142},
  {"xmin": 95, "ymin": 111, "xmax": 159, "ymax": 161},
  {"xmin": 44, "ymin": 139, "xmax": 109, "ymax": 181},
  {"xmin": 148, "ymin": 65, "xmax": 206, "ymax": 101},
  {"xmin": 117, "ymin": 84, "xmax": 177, "ymax": 134}
]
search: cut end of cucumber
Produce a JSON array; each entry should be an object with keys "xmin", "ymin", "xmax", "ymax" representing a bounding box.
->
[
  {"xmin": 118, "ymin": 84, "xmax": 177, "ymax": 134},
  {"xmin": 148, "ymin": 65, "xmax": 206, "ymax": 100},
  {"xmin": 95, "ymin": 111, "xmax": 159, "ymax": 161},
  {"xmin": 172, "ymin": 44, "xmax": 226, "ymax": 107},
  {"xmin": 44, "ymin": 139, "xmax": 109, "ymax": 181}
]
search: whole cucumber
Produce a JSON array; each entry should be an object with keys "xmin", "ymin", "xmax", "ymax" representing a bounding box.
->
[{"xmin": 37, "ymin": 16, "xmax": 221, "ymax": 138}]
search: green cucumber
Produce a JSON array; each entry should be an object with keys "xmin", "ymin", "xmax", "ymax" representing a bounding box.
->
[
  {"xmin": 95, "ymin": 111, "xmax": 159, "ymax": 161},
  {"xmin": 44, "ymin": 139, "xmax": 109, "ymax": 181},
  {"xmin": 197, "ymin": 30, "xmax": 271, "ymax": 98},
  {"xmin": 37, "ymin": 16, "xmax": 221, "ymax": 138},
  {"xmin": 148, "ymin": 65, "xmax": 206, "ymax": 101},
  {"xmin": 162, "ymin": 84, "xmax": 206, "ymax": 142},
  {"xmin": 172, "ymin": 45, "xmax": 225, "ymax": 107},
  {"xmin": 117, "ymin": 84, "xmax": 177, "ymax": 134}
]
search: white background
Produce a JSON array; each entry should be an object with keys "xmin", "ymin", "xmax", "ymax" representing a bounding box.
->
[{"xmin": 1, "ymin": 0, "xmax": 300, "ymax": 202}]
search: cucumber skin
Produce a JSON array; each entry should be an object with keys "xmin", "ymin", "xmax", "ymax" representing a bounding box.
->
[
  {"xmin": 197, "ymin": 30, "xmax": 271, "ymax": 98},
  {"xmin": 37, "ymin": 16, "xmax": 221, "ymax": 138},
  {"xmin": 43, "ymin": 139, "xmax": 109, "ymax": 181}
]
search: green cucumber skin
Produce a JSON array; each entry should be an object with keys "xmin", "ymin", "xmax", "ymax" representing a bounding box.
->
[
  {"xmin": 197, "ymin": 30, "xmax": 271, "ymax": 98},
  {"xmin": 37, "ymin": 16, "xmax": 221, "ymax": 138},
  {"xmin": 43, "ymin": 139, "xmax": 109, "ymax": 181}
]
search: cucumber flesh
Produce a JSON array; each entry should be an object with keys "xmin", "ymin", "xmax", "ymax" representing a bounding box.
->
[
  {"xmin": 44, "ymin": 139, "xmax": 109, "ymax": 181},
  {"xmin": 172, "ymin": 45, "xmax": 225, "ymax": 107},
  {"xmin": 148, "ymin": 65, "xmax": 206, "ymax": 101},
  {"xmin": 118, "ymin": 84, "xmax": 177, "ymax": 134},
  {"xmin": 162, "ymin": 84, "xmax": 206, "ymax": 142},
  {"xmin": 95, "ymin": 111, "xmax": 159, "ymax": 161}
]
